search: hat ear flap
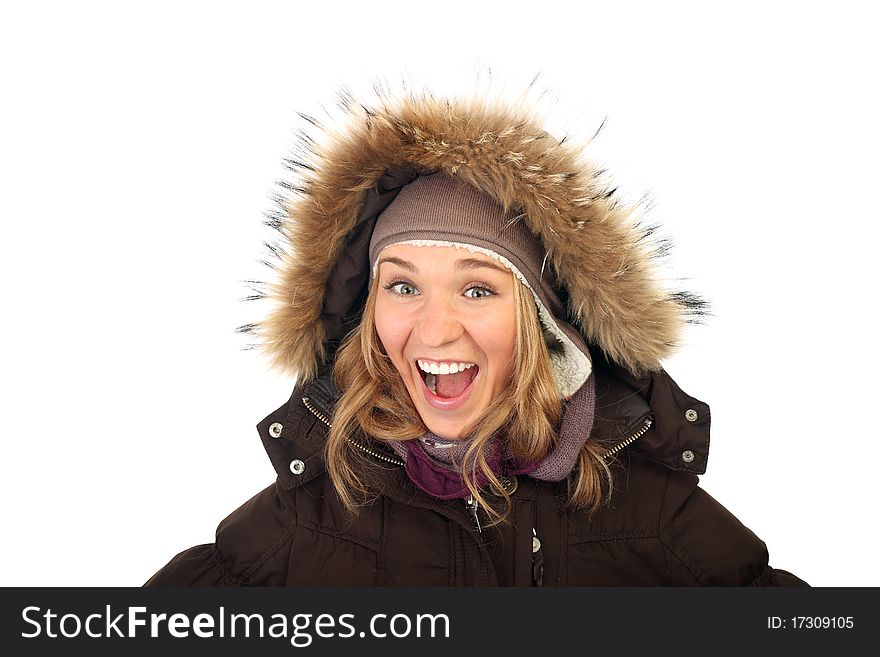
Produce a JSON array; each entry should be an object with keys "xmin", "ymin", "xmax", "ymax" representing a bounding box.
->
[{"xmin": 543, "ymin": 321, "xmax": 566, "ymax": 357}]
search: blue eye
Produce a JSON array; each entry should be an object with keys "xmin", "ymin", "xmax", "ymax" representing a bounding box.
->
[
  {"xmin": 383, "ymin": 280, "xmax": 419, "ymax": 296},
  {"xmin": 464, "ymin": 285, "xmax": 495, "ymax": 299}
]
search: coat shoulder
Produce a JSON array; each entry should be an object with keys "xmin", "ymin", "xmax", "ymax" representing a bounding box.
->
[
  {"xmin": 144, "ymin": 482, "xmax": 297, "ymax": 587},
  {"xmin": 648, "ymin": 457, "xmax": 809, "ymax": 586},
  {"xmin": 143, "ymin": 543, "xmax": 230, "ymax": 587}
]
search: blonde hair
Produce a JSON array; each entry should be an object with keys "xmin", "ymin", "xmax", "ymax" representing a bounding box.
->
[{"xmin": 326, "ymin": 274, "xmax": 615, "ymax": 525}]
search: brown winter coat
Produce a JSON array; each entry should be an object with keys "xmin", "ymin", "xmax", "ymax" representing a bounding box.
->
[
  {"xmin": 145, "ymin": 86, "xmax": 808, "ymax": 587},
  {"xmin": 145, "ymin": 351, "xmax": 806, "ymax": 586}
]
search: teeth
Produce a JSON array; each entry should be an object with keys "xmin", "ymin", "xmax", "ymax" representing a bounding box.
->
[
  {"xmin": 417, "ymin": 359, "xmax": 475, "ymax": 375},
  {"xmin": 426, "ymin": 373, "xmax": 436, "ymax": 393}
]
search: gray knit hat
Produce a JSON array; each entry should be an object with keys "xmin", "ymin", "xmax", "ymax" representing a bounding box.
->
[{"xmin": 368, "ymin": 172, "xmax": 592, "ymax": 399}]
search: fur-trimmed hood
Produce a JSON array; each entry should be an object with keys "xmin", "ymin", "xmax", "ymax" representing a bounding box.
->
[{"xmin": 244, "ymin": 86, "xmax": 707, "ymax": 384}]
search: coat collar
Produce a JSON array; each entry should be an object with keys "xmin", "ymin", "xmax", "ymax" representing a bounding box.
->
[{"xmin": 256, "ymin": 349, "xmax": 711, "ymax": 496}]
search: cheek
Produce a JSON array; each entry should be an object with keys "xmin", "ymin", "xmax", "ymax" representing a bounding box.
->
[
  {"xmin": 373, "ymin": 304, "xmax": 407, "ymax": 360},
  {"xmin": 479, "ymin": 316, "xmax": 517, "ymax": 376}
]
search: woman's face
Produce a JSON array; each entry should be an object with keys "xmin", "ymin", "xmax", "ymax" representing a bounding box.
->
[{"xmin": 374, "ymin": 243, "xmax": 517, "ymax": 440}]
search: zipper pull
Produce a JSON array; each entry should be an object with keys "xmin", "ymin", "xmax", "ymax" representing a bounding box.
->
[
  {"xmin": 532, "ymin": 528, "xmax": 544, "ymax": 587},
  {"xmin": 464, "ymin": 495, "xmax": 482, "ymax": 535}
]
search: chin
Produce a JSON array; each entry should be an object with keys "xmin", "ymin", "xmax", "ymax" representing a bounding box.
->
[
  {"xmin": 420, "ymin": 406, "xmax": 480, "ymax": 440},
  {"xmin": 424, "ymin": 423, "xmax": 464, "ymax": 441},
  {"xmin": 411, "ymin": 402, "xmax": 464, "ymax": 440}
]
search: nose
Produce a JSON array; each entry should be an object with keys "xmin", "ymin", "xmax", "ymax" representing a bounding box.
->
[{"xmin": 413, "ymin": 295, "xmax": 465, "ymax": 348}]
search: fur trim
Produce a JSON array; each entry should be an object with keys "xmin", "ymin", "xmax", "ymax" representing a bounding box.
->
[{"xmin": 241, "ymin": 83, "xmax": 708, "ymax": 383}]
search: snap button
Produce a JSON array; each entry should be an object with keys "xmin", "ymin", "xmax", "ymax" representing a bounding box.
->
[
  {"xmin": 269, "ymin": 422, "xmax": 283, "ymax": 438},
  {"xmin": 289, "ymin": 459, "xmax": 305, "ymax": 475},
  {"xmin": 685, "ymin": 409, "xmax": 698, "ymax": 422},
  {"xmin": 681, "ymin": 450, "xmax": 695, "ymax": 463},
  {"xmin": 532, "ymin": 535, "xmax": 542, "ymax": 553}
]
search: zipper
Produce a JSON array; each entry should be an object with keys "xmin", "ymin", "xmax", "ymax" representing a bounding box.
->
[
  {"xmin": 302, "ymin": 396, "xmax": 405, "ymax": 467},
  {"xmin": 461, "ymin": 475, "xmax": 516, "ymax": 535},
  {"xmin": 601, "ymin": 415, "xmax": 653, "ymax": 460},
  {"xmin": 464, "ymin": 495, "xmax": 482, "ymax": 535}
]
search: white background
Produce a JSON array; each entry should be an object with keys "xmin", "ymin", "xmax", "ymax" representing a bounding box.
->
[{"xmin": 2, "ymin": 0, "xmax": 877, "ymax": 586}]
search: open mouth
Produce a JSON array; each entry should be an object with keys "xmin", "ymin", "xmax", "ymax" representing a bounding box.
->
[{"xmin": 416, "ymin": 362, "xmax": 480, "ymax": 399}]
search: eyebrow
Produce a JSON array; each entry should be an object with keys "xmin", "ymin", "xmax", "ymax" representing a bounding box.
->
[{"xmin": 377, "ymin": 255, "xmax": 511, "ymax": 276}]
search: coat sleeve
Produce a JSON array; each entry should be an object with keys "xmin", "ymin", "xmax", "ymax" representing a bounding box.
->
[
  {"xmin": 659, "ymin": 470, "xmax": 809, "ymax": 586},
  {"xmin": 143, "ymin": 543, "xmax": 230, "ymax": 587}
]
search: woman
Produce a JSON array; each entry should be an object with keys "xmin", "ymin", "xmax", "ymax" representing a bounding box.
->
[{"xmin": 145, "ymin": 88, "xmax": 808, "ymax": 586}]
